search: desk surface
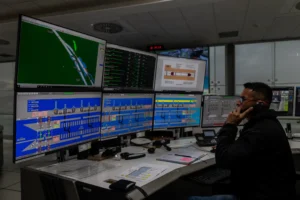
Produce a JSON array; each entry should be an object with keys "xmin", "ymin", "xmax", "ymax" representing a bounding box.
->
[
  {"xmin": 26, "ymin": 138, "xmax": 300, "ymax": 200},
  {"xmin": 28, "ymin": 143, "xmax": 215, "ymax": 200}
]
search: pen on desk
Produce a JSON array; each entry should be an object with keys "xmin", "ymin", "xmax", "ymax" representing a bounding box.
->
[{"xmin": 174, "ymin": 154, "xmax": 192, "ymax": 158}]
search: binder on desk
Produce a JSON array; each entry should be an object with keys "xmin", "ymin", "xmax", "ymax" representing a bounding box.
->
[{"xmin": 157, "ymin": 150, "xmax": 207, "ymax": 165}]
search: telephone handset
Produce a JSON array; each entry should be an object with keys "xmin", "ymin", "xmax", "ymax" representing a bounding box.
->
[
  {"xmin": 195, "ymin": 130, "xmax": 217, "ymax": 147},
  {"xmin": 251, "ymin": 101, "xmax": 269, "ymax": 115}
]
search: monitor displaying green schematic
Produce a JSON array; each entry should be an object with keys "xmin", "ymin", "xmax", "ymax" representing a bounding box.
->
[{"xmin": 16, "ymin": 16, "xmax": 106, "ymax": 88}]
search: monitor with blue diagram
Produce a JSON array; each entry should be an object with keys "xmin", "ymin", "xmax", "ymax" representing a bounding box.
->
[
  {"xmin": 153, "ymin": 93, "xmax": 202, "ymax": 129},
  {"xmin": 101, "ymin": 93, "xmax": 154, "ymax": 139},
  {"xmin": 14, "ymin": 91, "xmax": 101, "ymax": 162}
]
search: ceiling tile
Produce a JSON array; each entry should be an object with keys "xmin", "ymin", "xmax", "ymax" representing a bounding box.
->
[
  {"xmin": 34, "ymin": 0, "xmax": 67, "ymax": 8},
  {"xmin": 180, "ymin": 3, "xmax": 218, "ymax": 44},
  {"xmin": 0, "ymin": 0, "xmax": 30, "ymax": 4},
  {"xmin": 214, "ymin": 0, "xmax": 248, "ymax": 34},
  {"xmin": 264, "ymin": 15, "xmax": 300, "ymax": 39},
  {"xmin": 0, "ymin": 4, "xmax": 16, "ymax": 17},
  {"xmin": 288, "ymin": 23, "xmax": 300, "ymax": 38},
  {"xmin": 240, "ymin": 0, "xmax": 287, "ymax": 41},
  {"xmin": 280, "ymin": 0, "xmax": 297, "ymax": 14},
  {"xmin": 10, "ymin": 2, "xmax": 40, "ymax": 13},
  {"xmin": 149, "ymin": 8, "xmax": 194, "ymax": 40},
  {"xmin": 123, "ymin": 12, "xmax": 172, "ymax": 43},
  {"xmin": 116, "ymin": 33, "xmax": 149, "ymax": 47}
]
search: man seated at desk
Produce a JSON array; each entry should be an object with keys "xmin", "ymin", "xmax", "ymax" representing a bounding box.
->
[{"xmin": 190, "ymin": 82, "xmax": 296, "ymax": 200}]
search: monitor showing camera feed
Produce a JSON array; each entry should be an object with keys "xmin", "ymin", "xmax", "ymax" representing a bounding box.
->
[
  {"xmin": 270, "ymin": 87, "xmax": 294, "ymax": 116},
  {"xmin": 153, "ymin": 94, "xmax": 201, "ymax": 129},
  {"xmin": 103, "ymin": 44, "xmax": 157, "ymax": 91},
  {"xmin": 154, "ymin": 56, "xmax": 206, "ymax": 92},
  {"xmin": 202, "ymin": 96, "xmax": 239, "ymax": 127},
  {"xmin": 101, "ymin": 93, "xmax": 154, "ymax": 139},
  {"xmin": 15, "ymin": 92, "xmax": 101, "ymax": 162},
  {"xmin": 17, "ymin": 16, "xmax": 106, "ymax": 88}
]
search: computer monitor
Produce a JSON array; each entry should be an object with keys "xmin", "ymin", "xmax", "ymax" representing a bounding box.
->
[
  {"xmin": 155, "ymin": 47, "xmax": 209, "ymax": 94},
  {"xmin": 103, "ymin": 44, "xmax": 157, "ymax": 91},
  {"xmin": 16, "ymin": 16, "xmax": 106, "ymax": 88},
  {"xmin": 14, "ymin": 91, "xmax": 101, "ymax": 163},
  {"xmin": 295, "ymin": 87, "xmax": 300, "ymax": 116},
  {"xmin": 202, "ymin": 95, "xmax": 239, "ymax": 128},
  {"xmin": 101, "ymin": 93, "xmax": 154, "ymax": 139},
  {"xmin": 270, "ymin": 87, "xmax": 294, "ymax": 116},
  {"xmin": 154, "ymin": 56, "xmax": 206, "ymax": 92},
  {"xmin": 153, "ymin": 93, "xmax": 202, "ymax": 129}
]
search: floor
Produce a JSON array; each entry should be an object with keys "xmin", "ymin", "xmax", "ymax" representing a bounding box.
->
[{"xmin": 0, "ymin": 139, "xmax": 56, "ymax": 200}]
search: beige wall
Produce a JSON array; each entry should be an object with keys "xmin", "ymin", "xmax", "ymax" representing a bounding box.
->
[{"xmin": 0, "ymin": 62, "xmax": 15, "ymax": 137}]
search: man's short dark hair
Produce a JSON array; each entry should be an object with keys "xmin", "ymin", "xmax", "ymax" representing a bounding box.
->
[{"xmin": 243, "ymin": 82, "xmax": 273, "ymax": 104}]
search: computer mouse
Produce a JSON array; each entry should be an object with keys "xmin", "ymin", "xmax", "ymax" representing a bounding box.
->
[{"xmin": 148, "ymin": 148, "xmax": 155, "ymax": 154}]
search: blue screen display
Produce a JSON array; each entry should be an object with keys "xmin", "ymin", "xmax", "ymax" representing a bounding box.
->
[
  {"xmin": 15, "ymin": 92, "xmax": 101, "ymax": 161},
  {"xmin": 101, "ymin": 93, "xmax": 154, "ymax": 138},
  {"xmin": 154, "ymin": 94, "xmax": 201, "ymax": 129}
]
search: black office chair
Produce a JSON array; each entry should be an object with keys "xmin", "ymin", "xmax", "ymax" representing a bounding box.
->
[{"xmin": 40, "ymin": 174, "xmax": 66, "ymax": 200}]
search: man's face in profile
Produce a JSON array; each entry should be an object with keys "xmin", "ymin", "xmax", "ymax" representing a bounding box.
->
[{"xmin": 237, "ymin": 88, "xmax": 257, "ymax": 113}]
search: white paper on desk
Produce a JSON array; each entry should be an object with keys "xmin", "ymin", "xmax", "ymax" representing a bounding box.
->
[{"xmin": 117, "ymin": 164, "xmax": 169, "ymax": 185}]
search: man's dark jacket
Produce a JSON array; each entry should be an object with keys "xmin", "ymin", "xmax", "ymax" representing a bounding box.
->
[{"xmin": 216, "ymin": 109, "xmax": 296, "ymax": 200}]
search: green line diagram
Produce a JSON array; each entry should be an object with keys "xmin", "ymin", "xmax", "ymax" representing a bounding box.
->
[{"xmin": 17, "ymin": 21, "xmax": 102, "ymax": 86}]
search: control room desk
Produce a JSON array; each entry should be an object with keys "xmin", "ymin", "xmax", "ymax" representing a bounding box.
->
[
  {"xmin": 21, "ymin": 140, "xmax": 300, "ymax": 200},
  {"xmin": 21, "ymin": 145, "xmax": 215, "ymax": 200}
]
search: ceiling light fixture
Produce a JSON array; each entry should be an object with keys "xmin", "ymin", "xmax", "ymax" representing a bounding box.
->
[{"xmin": 93, "ymin": 23, "xmax": 123, "ymax": 34}]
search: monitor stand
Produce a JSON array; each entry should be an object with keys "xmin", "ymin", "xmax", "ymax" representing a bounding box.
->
[{"xmin": 56, "ymin": 150, "xmax": 66, "ymax": 162}]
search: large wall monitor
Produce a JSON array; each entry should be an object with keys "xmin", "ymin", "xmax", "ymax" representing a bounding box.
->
[
  {"xmin": 155, "ymin": 56, "xmax": 206, "ymax": 92},
  {"xmin": 15, "ymin": 92, "xmax": 101, "ymax": 162},
  {"xmin": 202, "ymin": 96, "xmax": 239, "ymax": 128},
  {"xmin": 103, "ymin": 44, "xmax": 157, "ymax": 91},
  {"xmin": 16, "ymin": 16, "xmax": 106, "ymax": 88},
  {"xmin": 270, "ymin": 87, "xmax": 294, "ymax": 116},
  {"xmin": 153, "ymin": 94, "xmax": 201, "ymax": 129},
  {"xmin": 101, "ymin": 93, "xmax": 154, "ymax": 139}
]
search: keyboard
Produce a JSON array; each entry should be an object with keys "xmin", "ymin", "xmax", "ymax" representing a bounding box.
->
[{"xmin": 188, "ymin": 167, "xmax": 230, "ymax": 185}]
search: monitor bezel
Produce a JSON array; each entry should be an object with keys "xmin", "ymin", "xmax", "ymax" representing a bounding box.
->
[
  {"xmin": 295, "ymin": 86, "xmax": 300, "ymax": 117},
  {"xmin": 153, "ymin": 92, "xmax": 202, "ymax": 130},
  {"xmin": 103, "ymin": 43, "xmax": 158, "ymax": 92},
  {"xmin": 13, "ymin": 89, "xmax": 102, "ymax": 163},
  {"xmin": 15, "ymin": 15, "xmax": 107, "ymax": 89}
]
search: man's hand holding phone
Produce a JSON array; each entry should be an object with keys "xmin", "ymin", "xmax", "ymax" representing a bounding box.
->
[{"xmin": 226, "ymin": 107, "xmax": 253, "ymax": 125}]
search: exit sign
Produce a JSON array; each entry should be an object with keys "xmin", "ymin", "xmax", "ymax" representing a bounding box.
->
[{"xmin": 148, "ymin": 45, "xmax": 164, "ymax": 51}]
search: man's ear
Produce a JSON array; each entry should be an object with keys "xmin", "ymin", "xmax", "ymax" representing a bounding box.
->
[{"xmin": 256, "ymin": 100, "xmax": 269, "ymax": 107}]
